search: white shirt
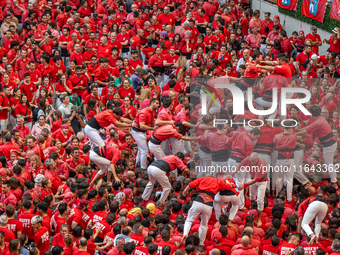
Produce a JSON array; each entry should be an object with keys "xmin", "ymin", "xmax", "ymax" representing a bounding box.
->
[{"xmin": 58, "ymin": 103, "xmax": 72, "ymax": 118}]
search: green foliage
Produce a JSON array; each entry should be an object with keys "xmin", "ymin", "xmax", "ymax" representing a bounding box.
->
[{"xmin": 278, "ymin": 0, "xmax": 340, "ymax": 33}]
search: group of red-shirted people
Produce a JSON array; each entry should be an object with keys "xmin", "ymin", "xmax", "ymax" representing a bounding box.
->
[{"xmin": 0, "ymin": 0, "xmax": 339, "ymax": 255}]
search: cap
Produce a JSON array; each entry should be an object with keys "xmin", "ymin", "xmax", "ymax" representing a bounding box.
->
[
  {"xmin": 311, "ymin": 54, "xmax": 318, "ymax": 60},
  {"xmin": 31, "ymin": 215, "xmax": 43, "ymax": 225},
  {"xmin": 212, "ymin": 231, "xmax": 222, "ymax": 243},
  {"xmin": 86, "ymin": 42, "xmax": 93, "ymax": 48},
  {"xmin": 184, "ymin": 34, "xmax": 190, "ymax": 39},
  {"xmin": 160, "ymin": 31, "xmax": 168, "ymax": 37},
  {"xmin": 121, "ymin": 25, "xmax": 126, "ymax": 29},
  {"xmin": 35, "ymin": 174, "xmax": 45, "ymax": 184},
  {"xmin": 311, "ymin": 25, "xmax": 317, "ymax": 30},
  {"xmin": 170, "ymin": 46, "xmax": 176, "ymax": 50},
  {"xmin": 0, "ymin": 168, "xmax": 7, "ymax": 177},
  {"xmin": 64, "ymin": 192, "xmax": 74, "ymax": 202},
  {"xmin": 146, "ymin": 203, "xmax": 155, "ymax": 214},
  {"xmin": 71, "ymin": 105, "xmax": 77, "ymax": 112},
  {"xmin": 122, "ymin": 188, "xmax": 132, "ymax": 197},
  {"xmin": 103, "ymin": 28, "xmax": 108, "ymax": 32},
  {"xmin": 61, "ymin": 124, "xmax": 68, "ymax": 129},
  {"xmin": 6, "ymin": 0, "xmax": 11, "ymax": 4},
  {"xmin": 131, "ymin": 49, "xmax": 138, "ymax": 54},
  {"xmin": 332, "ymin": 28, "xmax": 338, "ymax": 33},
  {"xmin": 77, "ymin": 199, "xmax": 89, "ymax": 209},
  {"xmin": 128, "ymin": 207, "xmax": 142, "ymax": 215},
  {"xmin": 299, "ymin": 30, "xmax": 304, "ymax": 34},
  {"xmin": 102, "ymin": 15, "xmax": 108, "ymax": 21},
  {"xmin": 273, "ymin": 15, "xmax": 280, "ymax": 21},
  {"xmin": 32, "ymin": 41, "xmax": 39, "ymax": 45}
]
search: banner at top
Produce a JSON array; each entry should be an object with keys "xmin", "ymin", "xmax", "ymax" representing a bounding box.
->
[
  {"xmin": 301, "ymin": 0, "xmax": 327, "ymax": 22},
  {"xmin": 277, "ymin": 0, "xmax": 298, "ymax": 11}
]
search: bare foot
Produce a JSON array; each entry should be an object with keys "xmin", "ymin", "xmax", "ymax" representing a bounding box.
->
[
  {"xmin": 180, "ymin": 235, "xmax": 187, "ymax": 246},
  {"xmin": 256, "ymin": 218, "xmax": 262, "ymax": 227},
  {"xmin": 304, "ymin": 181, "xmax": 312, "ymax": 189},
  {"xmin": 308, "ymin": 234, "xmax": 317, "ymax": 246}
]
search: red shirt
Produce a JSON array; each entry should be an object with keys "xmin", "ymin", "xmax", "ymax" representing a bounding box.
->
[
  {"xmin": 129, "ymin": 59, "xmax": 143, "ymax": 69},
  {"xmin": 92, "ymin": 110, "xmax": 118, "ymax": 128},
  {"xmin": 157, "ymin": 13, "xmax": 175, "ymax": 26},
  {"xmin": 14, "ymin": 57, "xmax": 31, "ymax": 80},
  {"xmin": 69, "ymin": 52, "xmax": 84, "ymax": 65},
  {"xmin": 305, "ymin": 33, "xmax": 321, "ymax": 55},
  {"xmin": 6, "ymin": 219, "xmax": 23, "ymax": 237},
  {"xmin": 95, "ymin": 145, "xmax": 121, "ymax": 164},
  {"xmin": 97, "ymin": 44, "xmax": 111, "ymax": 59},
  {"xmin": 0, "ymin": 95, "xmax": 9, "ymax": 120},
  {"xmin": 34, "ymin": 227, "xmax": 49, "ymax": 254},
  {"xmin": 306, "ymin": 116, "xmax": 336, "ymax": 147},
  {"xmin": 148, "ymin": 54, "xmax": 164, "ymax": 68},
  {"xmin": 118, "ymin": 87, "xmax": 135, "ymax": 99},
  {"xmin": 296, "ymin": 52, "xmax": 310, "ymax": 72},
  {"xmin": 135, "ymin": 107, "xmax": 154, "ymax": 130},
  {"xmin": 152, "ymin": 125, "xmax": 183, "ymax": 142},
  {"xmin": 19, "ymin": 82, "xmax": 36, "ymax": 102}
]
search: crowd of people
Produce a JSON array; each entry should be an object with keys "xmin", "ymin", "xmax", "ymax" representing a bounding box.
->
[{"xmin": 0, "ymin": 0, "xmax": 339, "ymax": 255}]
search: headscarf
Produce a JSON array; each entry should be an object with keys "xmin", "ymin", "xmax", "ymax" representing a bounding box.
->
[{"xmin": 115, "ymin": 192, "xmax": 126, "ymax": 204}]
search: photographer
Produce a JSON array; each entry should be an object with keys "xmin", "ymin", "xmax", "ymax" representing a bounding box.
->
[{"xmin": 296, "ymin": 45, "xmax": 312, "ymax": 75}]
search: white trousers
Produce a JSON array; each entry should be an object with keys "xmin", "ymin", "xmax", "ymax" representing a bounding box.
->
[
  {"xmin": 85, "ymin": 125, "xmax": 105, "ymax": 149},
  {"xmin": 249, "ymin": 181, "xmax": 267, "ymax": 211},
  {"xmin": 131, "ymin": 129, "xmax": 148, "ymax": 169},
  {"xmin": 323, "ymin": 142, "xmax": 337, "ymax": 183},
  {"xmin": 148, "ymin": 141, "xmax": 165, "ymax": 161},
  {"xmin": 254, "ymin": 97, "xmax": 277, "ymax": 119},
  {"xmin": 169, "ymin": 137, "xmax": 183, "ymax": 155},
  {"xmin": 271, "ymin": 150, "xmax": 278, "ymax": 191},
  {"xmin": 257, "ymin": 153, "xmax": 271, "ymax": 190},
  {"xmin": 197, "ymin": 147, "xmax": 212, "ymax": 178},
  {"xmin": 183, "ymin": 140, "xmax": 192, "ymax": 156},
  {"xmin": 301, "ymin": 201, "xmax": 328, "ymax": 237},
  {"xmin": 89, "ymin": 150, "xmax": 111, "ymax": 175},
  {"xmin": 142, "ymin": 165, "xmax": 171, "ymax": 202},
  {"xmin": 183, "ymin": 201, "xmax": 212, "ymax": 245},
  {"xmin": 229, "ymin": 158, "xmax": 250, "ymax": 209},
  {"xmin": 213, "ymin": 193, "xmax": 239, "ymax": 221},
  {"xmin": 276, "ymin": 158, "xmax": 295, "ymax": 202},
  {"xmin": 162, "ymin": 140, "xmax": 171, "ymax": 156},
  {"xmin": 294, "ymin": 150, "xmax": 309, "ymax": 185}
]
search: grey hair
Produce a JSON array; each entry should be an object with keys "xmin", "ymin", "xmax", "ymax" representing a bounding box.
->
[
  {"xmin": 45, "ymin": 158, "xmax": 53, "ymax": 169},
  {"xmin": 301, "ymin": 71, "xmax": 308, "ymax": 76},
  {"xmin": 182, "ymin": 21, "xmax": 189, "ymax": 28},
  {"xmin": 16, "ymin": 116, "xmax": 24, "ymax": 122},
  {"xmin": 115, "ymin": 237, "xmax": 125, "ymax": 246},
  {"xmin": 77, "ymin": 131, "xmax": 85, "ymax": 140},
  {"xmin": 31, "ymin": 215, "xmax": 43, "ymax": 225},
  {"xmin": 132, "ymin": 223, "xmax": 143, "ymax": 234},
  {"xmin": 156, "ymin": 200, "xmax": 164, "ymax": 208},
  {"xmin": 117, "ymin": 217, "xmax": 127, "ymax": 226},
  {"xmin": 294, "ymin": 246, "xmax": 304, "ymax": 255},
  {"xmin": 332, "ymin": 239, "xmax": 340, "ymax": 252},
  {"xmin": 0, "ymin": 215, "xmax": 8, "ymax": 225}
]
